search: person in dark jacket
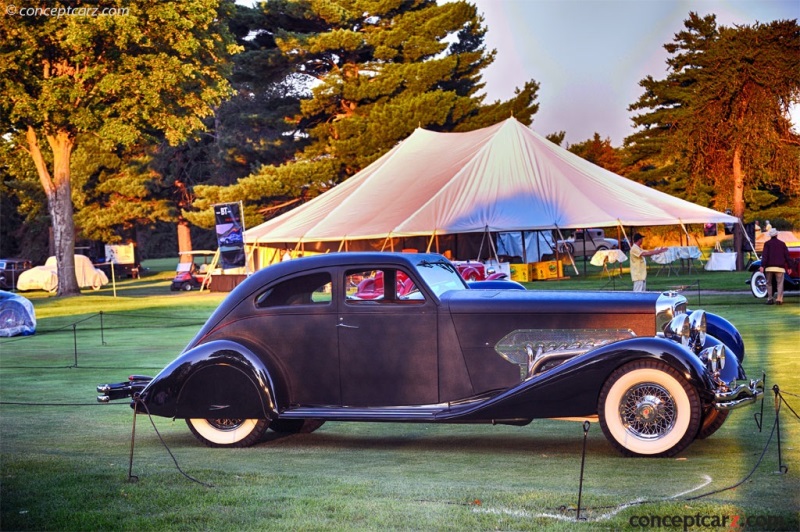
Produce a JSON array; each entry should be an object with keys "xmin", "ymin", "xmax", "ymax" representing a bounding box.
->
[{"xmin": 759, "ymin": 228, "xmax": 793, "ymax": 305}]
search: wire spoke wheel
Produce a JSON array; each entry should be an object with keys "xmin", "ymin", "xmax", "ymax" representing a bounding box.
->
[
  {"xmin": 618, "ymin": 383, "xmax": 676, "ymax": 439},
  {"xmin": 598, "ymin": 360, "xmax": 701, "ymax": 457}
]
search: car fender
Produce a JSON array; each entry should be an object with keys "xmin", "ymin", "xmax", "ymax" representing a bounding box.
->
[
  {"xmin": 702, "ymin": 311, "xmax": 745, "ymax": 364},
  {"xmin": 459, "ymin": 266, "xmax": 483, "ymax": 281},
  {"xmin": 139, "ymin": 340, "xmax": 277, "ymax": 420},
  {"xmin": 702, "ymin": 334, "xmax": 745, "ymax": 382},
  {"xmin": 466, "ymin": 279, "xmax": 526, "ymax": 290},
  {"xmin": 454, "ymin": 337, "xmax": 716, "ymax": 421}
]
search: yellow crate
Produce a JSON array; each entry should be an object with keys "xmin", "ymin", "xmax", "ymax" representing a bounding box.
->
[
  {"xmin": 532, "ymin": 260, "xmax": 563, "ymax": 280},
  {"xmin": 509, "ymin": 263, "xmax": 533, "ymax": 282}
]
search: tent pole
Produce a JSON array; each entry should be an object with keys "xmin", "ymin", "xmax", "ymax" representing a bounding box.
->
[
  {"xmin": 737, "ymin": 220, "xmax": 759, "ymax": 262},
  {"xmin": 198, "ymin": 249, "xmax": 220, "ymax": 293},
  {"xmin": 476, "ymin": 230, "xmax": 486, "ymax": 261},
  {"xmin": 556, "ymin": 226, "xmax": 579, "ymax": 276},
  {"xmin": 426, "ymin": 232, "xmax": 436, "ymax": 253},
  {"xmin": 243, "ymin": 243, "xmax": 255, "ymax": 274},
  {"xmin": 680, "ymin": 221, "xmax": 711, "ymax": 263},
  {"xmin": 556, "ymin": 226, "xmax": 581, "ymax": 275},
  {"xmin": 521, "ymin": 231, "xmax": 528, "ymax": 264},
  {"xmin": 487, "ymin": 229, "xmax": 499, "ymax": 263}
]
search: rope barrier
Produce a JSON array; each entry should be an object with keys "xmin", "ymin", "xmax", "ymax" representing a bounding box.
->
[
  {"xmin": 131, "ymin": 396, "xmax": 214, "ymax": 488},
  {"xmin": 558, "ymin": 385, "xmax": 798, "ymax": 520}
]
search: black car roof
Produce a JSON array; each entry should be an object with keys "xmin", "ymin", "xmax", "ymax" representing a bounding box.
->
[
  {"xmin": 222, "ymin": 252, "xmax": 446, "ymax": 304},
  {"xmin": 247, "ymin": 252, "xmax": 446, "ymax": 282}
]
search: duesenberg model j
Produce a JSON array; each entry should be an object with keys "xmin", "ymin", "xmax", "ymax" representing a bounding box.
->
[{"xmin": 99, "ymin": 253, "xmax": 762, "ymax": 457}]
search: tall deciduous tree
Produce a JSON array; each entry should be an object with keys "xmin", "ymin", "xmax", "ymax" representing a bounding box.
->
[
  {"xmin": 626, "ymin": 13, "xmax": 800, "ymax": 267},
  {"xmin": 0, "ymin": 0, "xmax": 240, "ymax": 295},
  {"xmin": 188, "ymin": 0, "xmax": 539, "ymax": 229}
]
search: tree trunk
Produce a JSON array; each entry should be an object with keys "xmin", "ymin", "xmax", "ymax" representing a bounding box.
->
[
  {"xmin": 177, "ymin": 218, "xmax": 193, "ymax": 263},
  {"xmin": 732, "ymin": 145, "xmax": 745, "ymax": 271},
  {"xmin": 26, "ymin": 127, "xmax": 81, "ymax": 296}
]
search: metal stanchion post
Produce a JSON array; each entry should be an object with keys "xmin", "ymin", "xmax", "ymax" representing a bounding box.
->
[{"xmin": 576, "ymin": 420, "xmax": 590, "ymax": 521}]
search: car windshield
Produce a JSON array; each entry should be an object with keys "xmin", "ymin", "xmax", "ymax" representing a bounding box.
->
[{"xmin": 414, "ymin": 260, "xmax": 467, "ymax": 298}]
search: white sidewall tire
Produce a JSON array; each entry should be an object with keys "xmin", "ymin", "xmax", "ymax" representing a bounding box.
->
[
  {"xmin": 750, "ymin": 271, "xmax": 767, "ymax": 298},
  {"xmin": 187, "ymin": 418, "xmax": 260, "ymax": 446},
  {"xmin": 602, "ymin": 365, "xmax": 695, "ymax": 456}
]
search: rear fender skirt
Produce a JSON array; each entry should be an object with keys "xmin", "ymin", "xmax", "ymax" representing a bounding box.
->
[
  {"xmin": 138, "ymin": 340, "xmax": 278, "ymax": 419},
  {"xmin": 447, "ymin": 337, "xmax": 715, "ymax": 422}
]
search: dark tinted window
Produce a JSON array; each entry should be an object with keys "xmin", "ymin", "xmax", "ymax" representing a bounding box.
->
[{"xmin": 255, "ymin": 272, "xmax": 332, "ymax": 308}]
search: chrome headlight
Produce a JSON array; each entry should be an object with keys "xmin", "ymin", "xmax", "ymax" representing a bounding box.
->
[
  {"xmin": 665, "ymin": 314, "xmax": 691, "ymax": 346},
  {"xmin": 688, "ymin": 310, "xmax": 707, "ymax": 350},
  {"xmin": 656, "ymin": 292, "xmax": 688, "ymax": 333},
  {"xmin": 700, "ymin": 344, "xmax": 726, "ymax": 373}
]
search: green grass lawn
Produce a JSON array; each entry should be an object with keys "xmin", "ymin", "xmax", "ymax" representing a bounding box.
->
[{"xmin": 1, "ymin": 264, "xmax": 798, "ymax": 530}]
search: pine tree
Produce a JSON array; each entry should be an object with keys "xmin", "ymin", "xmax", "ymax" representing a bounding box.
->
[
  {"xmin": 188, "ymin": 0, "xmax": 539, "ymax": 229},
  {"xmin": 568, "ymin": 133, "xmax": 624, "ymax": 174},
  {"xmin": 626, "ymin": 13, "xmax": 800, "ymax": 266}
]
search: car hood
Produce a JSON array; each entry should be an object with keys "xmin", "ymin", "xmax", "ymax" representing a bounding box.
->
[{"xmin": 440, "ymin": 289, "xmax": 658, "ymax": 315}]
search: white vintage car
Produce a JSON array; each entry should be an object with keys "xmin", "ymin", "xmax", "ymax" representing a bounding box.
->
[
  {"xmin": 17, "ymin": 255, "xmax": 109, "ymax": 292},
  {"xmin": 557, "ymin": 228, "xmax": 620, "ymax": 257}
]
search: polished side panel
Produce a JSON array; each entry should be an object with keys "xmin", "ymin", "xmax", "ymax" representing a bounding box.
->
[
  {"xmin": 449, "ymin": 337, "xmax": 716, "ymax": 421},
  {"xmin": 450, "ymin": 311, "xmax": 654, "ymax": 395}
]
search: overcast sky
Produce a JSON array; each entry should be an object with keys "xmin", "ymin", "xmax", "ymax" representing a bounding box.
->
[{"xmin": 469, "ymin": 0, "xmax": 799, "ymax": 146}]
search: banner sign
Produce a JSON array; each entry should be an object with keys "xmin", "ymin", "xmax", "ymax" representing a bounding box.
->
[{"xmin": 213, "ymin": 202, "xmax": 246, "ymax": 269}]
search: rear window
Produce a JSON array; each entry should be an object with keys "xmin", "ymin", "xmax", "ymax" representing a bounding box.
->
[{"xmin": 255, "ymin": 272, "xmax": 332, "ymax": 308}]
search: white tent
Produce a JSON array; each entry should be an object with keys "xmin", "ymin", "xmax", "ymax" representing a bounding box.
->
[{"xmin": 246, "ymin": 118, "xmax": 737, "ymax": 245}]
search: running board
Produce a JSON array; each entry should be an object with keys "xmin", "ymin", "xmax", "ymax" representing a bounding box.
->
[{"xmin": 279, "ymin": 405, "xmax": 449, "ymax": 421}]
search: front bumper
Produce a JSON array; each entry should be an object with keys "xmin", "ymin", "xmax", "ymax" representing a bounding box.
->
[{"xmin": 713, "ymin": 377, "xmax": 764, "ymax": 411}]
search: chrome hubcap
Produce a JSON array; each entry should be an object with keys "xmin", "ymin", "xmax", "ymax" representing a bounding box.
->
[{"xmin": 619, "ymin": 383, "xmax": 676, "ymax": 439}]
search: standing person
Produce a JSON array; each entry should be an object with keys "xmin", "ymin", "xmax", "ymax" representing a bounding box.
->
[
  {"xmin": 629, "ymin": 233, "xmax": 667, "ymax": 292},
  {"xmin": 760, "ymin": 228, "xmax": 792, "ymax": 305}
]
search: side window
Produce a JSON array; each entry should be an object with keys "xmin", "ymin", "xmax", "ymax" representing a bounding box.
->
[
  {"xmin": 255, "ymin": 272, "xmax": 332, "ymax": 308},
  {"xmin": 345, "ymin": 268, "xmax": 424, "ymax": 303}
]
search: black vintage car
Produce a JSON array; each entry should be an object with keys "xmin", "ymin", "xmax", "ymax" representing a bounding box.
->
[
  {"xmin": 99, "ymin": 253, "xmax": 762, "ymax": 457},
  {"xmin": 746, "ymin": 245, "xmax": 800, "ymax": 299},
  {"xmin": 0, "ymin": 258, "xmax": 33, "ymax": 290}
]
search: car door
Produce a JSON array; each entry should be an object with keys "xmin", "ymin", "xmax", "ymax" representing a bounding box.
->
[
  {"xmin": 338, "ymin": 266, "xmax": 438, "ymax": 407},
  {"xmin": 248, "ymin": 270, "xmax": 341, "ymax": 406}
]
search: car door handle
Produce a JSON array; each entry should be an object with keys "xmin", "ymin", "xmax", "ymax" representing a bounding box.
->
[{"xmin": 336, "ymin": 323, "xmax": 359, "ymax": 329}]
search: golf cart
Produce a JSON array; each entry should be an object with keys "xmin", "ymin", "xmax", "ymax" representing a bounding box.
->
[{"xmin": 170, "ymin": 251, "xmax": 217, "ymax": 291}]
